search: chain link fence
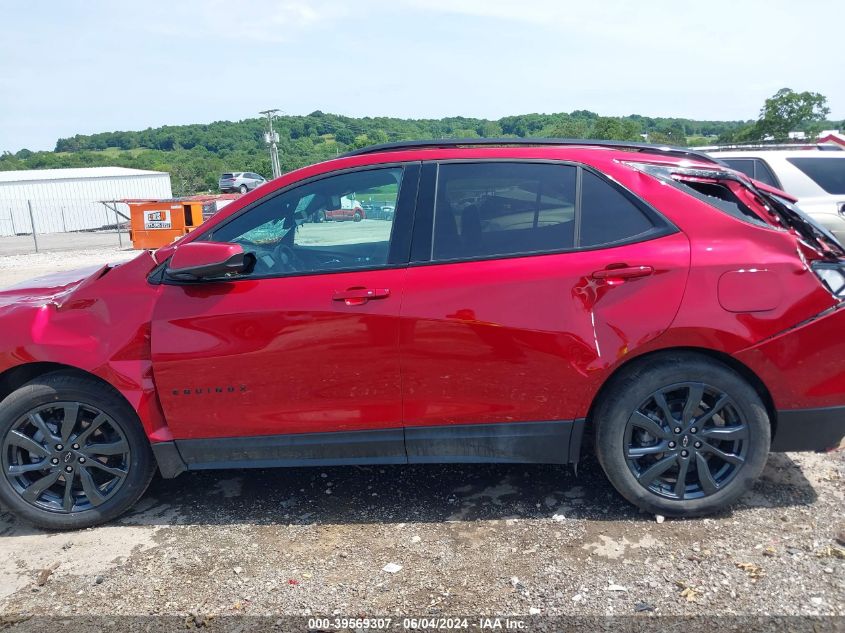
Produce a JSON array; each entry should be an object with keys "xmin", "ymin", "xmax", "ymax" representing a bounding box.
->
[{"xmin": 0, "ymin": 199, "xmax": 131, "ymax": 255}]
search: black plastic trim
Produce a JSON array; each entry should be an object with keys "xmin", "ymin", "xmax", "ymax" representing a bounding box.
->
[
  {"xmin": 170, "ymin": 420, "xmax": 587, "ymax": 470},
  {"xmin": 150, "ymin": 441, "xmax": 188, "ymax": 478},
  {"xmin": 410, "ymin": 163, "xmax": 437, "ymax": 263},
  {"xmin": 177, "ymin": 429, "xmax": 407, "ymax": 469},
  {"xmin": 405, "ymin": 420, "xmax": 583, "ymax": 464},
  {"xmin": 771, "ymin": 406, "xmax": 845, "ymax": 452}
]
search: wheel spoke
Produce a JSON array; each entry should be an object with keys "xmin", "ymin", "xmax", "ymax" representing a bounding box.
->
[
  {"xmin": 78, "ymin": 467, "xmax": 106, "ymax": 506},
  {"xmin": 7, "ymin": 430, "xmax": 49, "ymax": 457},
  {"xmin": 695, "ymin": 453, "xmax": 719, "ymax": 495},
  {"xmin": 21, "ymin": 470, "xmax": 62, "ymax": 502},
  {"xmin": 682, "ymin": 383, "xmax": 705, "ymax": 424},
  {"xmin": 699, "ymin": 441, "xmax": 745, "ymax": 465},
  {"xmin": 629, "ymin": 411, "xmax": 670, "ymax": 440},
  {"xmin": 84, "ymin": 460, "xmax": 127, "ymax": 478},
  {"xmin": 653, "ymin": 391, "xmax": 675, "ymax": 424},
  {"xmin": 692, "ymin": 394, "xmax": 729, "ymax": 428},
  {"xmin": 83, "ymin": 439, "xmax": 128, "ymax": 457},
  {"xmin": 60, "ymin": 403, "xmax": 80, "ymax": 443},
  {"xmin": 627, "ymin": 443, "xmax": 669, "ymax": 459},
  {"xmin": 674, "ymin": 456, "xmax": 691, "ymax": 499},
  {"xmin": 637, "ymin": 454, "xmax": 678, "ymax": 486},
  {"xmin": 62, "ymin": 473, "xmax": 74, "ymax": 512},
  {"xmin": 699, "ymin": 424, "xmax": 748, "ymax": 441},
  {"xmin": 74, "ymin": 414, "xmax": 107, "ymax": 446},
  {"xmin": 8, "ymin": 461, "xmax": 49, "ymax": 475},
  {"xmin": 28, "ymin": 412, "xmax": 57, "ymax": 442}
]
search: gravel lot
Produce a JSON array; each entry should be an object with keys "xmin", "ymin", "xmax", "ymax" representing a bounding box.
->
[{"xmin": 0, "ymin": 247, "xmax": 843, "ymax": 629}]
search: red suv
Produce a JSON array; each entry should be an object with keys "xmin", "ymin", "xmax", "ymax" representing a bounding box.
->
[{"xmin": 2, "ymin": 140, "xmax": 844, "ymax": 530}]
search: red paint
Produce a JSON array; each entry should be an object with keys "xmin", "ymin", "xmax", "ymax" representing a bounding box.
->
[
  {"xmin": 168, "ymin": 241, "xmax": 244, "ymax": 272},
  {"xmin": 0, "ymin": 144, "xmax": 842, "ymax": 449},
  {"xmin": 718, "ymin": 270, "xmax": 782, "ymax": 312}
]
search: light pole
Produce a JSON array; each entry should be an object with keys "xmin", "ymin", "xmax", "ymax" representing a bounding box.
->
[{"xmin": 260, "ymin": 109, "xmax": 282, "ymax": 179}]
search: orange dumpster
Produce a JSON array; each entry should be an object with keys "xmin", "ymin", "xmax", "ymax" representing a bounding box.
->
[{"xmin": 124, "ymin": 195, "xmax": 237, "ymax": 250}]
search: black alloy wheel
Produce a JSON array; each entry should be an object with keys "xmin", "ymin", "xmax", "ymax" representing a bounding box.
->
[
  {"xmin": 624, "ymin": 382, "xmax": 749, "ymax": 500},
  {"xmin": 0, "ymin": 373, "xmax": 155, "ymax": 529},
  {"xmin": 594, "ymin": 353, "xmax": 770, "ymax": 517},
  {"xmin": 3, "ymin": 402, "xmax": 131, "ymax": 513}
]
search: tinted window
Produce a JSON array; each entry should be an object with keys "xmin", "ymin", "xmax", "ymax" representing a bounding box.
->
[
  {"xmin": 210, "ymin": 167, "xmax": 402, "ymax": 277},
  {"xmin": 787, "ymin": 158, "xmax": 845, "ymax": 194},
  {"xmin": 753, "ymin": 160, "xmax": 778, "ymax": 187},
  {"xmin": 432, "ymin": 162, "xmax": 576, "ymax": 260},
  {"xmin": 723, "ymin": 159, "xmax": 755, "ymax": 179},
  {"xmin": 579, "ymin": 170, "xmax": 655, "ymax": 247}
]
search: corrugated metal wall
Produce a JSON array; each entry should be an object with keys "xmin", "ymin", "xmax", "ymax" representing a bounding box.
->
[{"xmin": 0, "ymin": 174, "xmax": 172, "ymax": 236}]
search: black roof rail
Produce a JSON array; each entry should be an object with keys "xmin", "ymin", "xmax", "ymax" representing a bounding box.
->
[{"xmin": 339, "ymin": 137, "xmax": 721, "ymax": 164}]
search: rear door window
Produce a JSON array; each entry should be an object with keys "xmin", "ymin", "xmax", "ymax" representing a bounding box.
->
[
  {"xmin": 787, "ymin": 158, "xmax": 845, "ymax": 194},
  {"xmin": 429, "ymin": 162, "xmax": 669, "ymax": 262},
  {"xmin": 432, "ymin": 162, "xmax": 577, "ymax": 260}
]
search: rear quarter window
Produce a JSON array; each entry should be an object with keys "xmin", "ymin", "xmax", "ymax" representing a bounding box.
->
[
  {"xmin": 579, "ymin": 170, "xmax": 656, "ymax": 247},
  {"xmin": 786, "ymin": 158, "xmax": 845, "ymax": 194}
]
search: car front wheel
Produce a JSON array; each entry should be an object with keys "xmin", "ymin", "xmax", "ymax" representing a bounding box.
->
[
  {"xmin": 0, "ymin": 372, "xmax": 155, "ymax": 530},
  {"xmin": 594, "ymin": 353, "xmax": 770, "ymax": 517}
]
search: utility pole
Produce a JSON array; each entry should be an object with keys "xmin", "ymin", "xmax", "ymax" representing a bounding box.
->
[{"xmin": 259, "ymin": 108, "xmax": 282, "ymax": 179}]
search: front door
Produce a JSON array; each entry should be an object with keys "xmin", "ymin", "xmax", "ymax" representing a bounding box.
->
[{"xmin": 150, "ymin": 165, "xmax": 418, "ymax": 466}]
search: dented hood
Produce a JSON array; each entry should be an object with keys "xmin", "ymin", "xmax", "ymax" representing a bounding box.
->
[{"xmin": 0, "ymin": 264, "xmax": 112, "ymax": 308}]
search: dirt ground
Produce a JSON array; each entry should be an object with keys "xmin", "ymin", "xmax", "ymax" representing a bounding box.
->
[
  {"xmin": 0, "ymin": 231, "xmax": 127, "ymax": 258},
  {"xmin": 0, "ymin": 247, "xmax": 843, "ymax": 628}
]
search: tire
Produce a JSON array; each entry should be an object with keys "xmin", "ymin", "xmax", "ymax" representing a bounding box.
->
[
  {"xmin": 0, "ymin": 372, "xmax": 155, "ymax": 530},
  {"xmin": 594, "ymin": 353, "xmax": 770, "ymax": 517},
  {"xmin": 315, "ymin": 210, "xmax": 325, "ymax": 223},
  {"xmin": 239, "ymin": 184, "xmax": 248, "ymax": 194},
  {"xmin": 353, "ymin": 211, "xmax": 363, "ymax": 222}
]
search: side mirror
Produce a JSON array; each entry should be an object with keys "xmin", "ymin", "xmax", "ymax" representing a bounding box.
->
[{"xmin": 166, "ymin": 242, "xmax": 253, "ymax": 281}]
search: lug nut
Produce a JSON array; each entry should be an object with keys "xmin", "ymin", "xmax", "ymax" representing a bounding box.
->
[
  {"xmin": 668, "ymin": 441, "xmax": 676, "ymax": 449},
  {"xmin": 681, "ymin": 450, "xmax": 689, "ymax": 457},
  {"xmin": 55, "ymin": 444, "xmax": 63, "ymax": 451},
  {"xmin": 64, "ymin": 466, "xmax": 73, "ymax": 473},
  {"xmin": 689, "ymin": 427, "xmax": 697, "ymax": 434},
  {"xmin": 72, "ymin": 443, "xmax": 80, "ymax": 450},
  {"xmin": 78, "ymin": 457, "xmax": 86, "ymax": 464},
  {"xmin": 51, "ymin": 458, "xmax": 59, "ymax": 465},
  {"xmin": 674, "ymin": 427, "xmax": 682, "ymax": 434},
  {"xmin": 694, "ymin": 441, "xmax": 702, "ymax": 448}
]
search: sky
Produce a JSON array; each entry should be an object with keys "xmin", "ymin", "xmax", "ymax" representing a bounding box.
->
[{"xmin": 1, "ymin": 0, "xmax": 843, "ymax": 153}]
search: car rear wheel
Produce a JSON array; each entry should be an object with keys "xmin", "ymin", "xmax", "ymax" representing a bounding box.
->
[
  {"xmin": 0, "ymin": 372, "xmax": 155, "ymax": 530},
  {"xmin": 594, "ymin": 353, "xmax": 770, "ymax": 517},
  {"xmin": 239, "ymin": 184, "xmax": 248, "ymax": 194}
]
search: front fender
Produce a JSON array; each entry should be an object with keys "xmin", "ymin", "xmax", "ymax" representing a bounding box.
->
[{"xmin": 0, "ymin": 252, "xmax": 169, "ymax": 439}]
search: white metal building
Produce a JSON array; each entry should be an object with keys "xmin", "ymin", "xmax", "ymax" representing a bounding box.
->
[{"xmin": 0, "ymin": 167, "xmax": 172, "ymax": 236}]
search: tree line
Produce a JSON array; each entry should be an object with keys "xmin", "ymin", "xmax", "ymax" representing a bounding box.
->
[{"xmin": 1, "ymin": 89, "xmax": 838, "ymax": 196}]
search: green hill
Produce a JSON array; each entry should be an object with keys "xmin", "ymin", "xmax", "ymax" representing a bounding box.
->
[{"xmin": 0, "ymin": 111, "xmax": 752, "ymax": 195}]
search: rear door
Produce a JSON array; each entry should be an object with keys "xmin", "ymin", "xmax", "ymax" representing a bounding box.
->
[
  {"xmin": 150, "ymin": 164, "xmax": 419, "ymax": 465},
  {"xmin": 399, "ymin": 161, "xmax": 690, "ymax": 463}
]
